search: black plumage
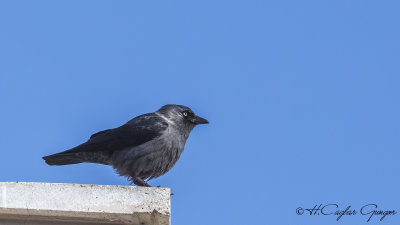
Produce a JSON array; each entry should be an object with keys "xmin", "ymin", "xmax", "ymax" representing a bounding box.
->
[{"xmin": 43, "ymin": 104, "xmax": 209, "ymax": 186}]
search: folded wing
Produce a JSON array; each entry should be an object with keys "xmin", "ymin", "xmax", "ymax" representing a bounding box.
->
[{"xmin": 43, "ymin": 114, "xmax": 168, "ymax": 165}]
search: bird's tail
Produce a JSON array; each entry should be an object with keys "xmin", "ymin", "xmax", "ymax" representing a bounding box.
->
[
  {"xmin": 42, "ymin": 153, "xmax": 84, "ymax": 166},
  {"xmin": 43, "ymin": 150, "xmax": 112, "ymax": 166}
]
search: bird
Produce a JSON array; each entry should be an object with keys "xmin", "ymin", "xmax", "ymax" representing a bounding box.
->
[{"xmin": 42, "ymin": 104, "xmax": 209, "ymax": 187}]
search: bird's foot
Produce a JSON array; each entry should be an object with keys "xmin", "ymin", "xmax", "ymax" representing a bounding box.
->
[{"xmin": 130, "ymin": 177, "xmax": 151, "ymax": 187}]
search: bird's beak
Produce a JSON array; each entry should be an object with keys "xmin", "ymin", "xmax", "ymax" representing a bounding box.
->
[{"xmin": 192, "ymin": 115, "xmax": 209, "ymax": 125}]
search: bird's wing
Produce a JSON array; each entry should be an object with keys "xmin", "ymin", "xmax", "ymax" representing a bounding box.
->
[
  {"xmin": 89, "ymin": 129, "xmax": 112, "ymax": 139},
  {"xmin": 61, "ymin": 113, "xmax": 168, "ymax": 154}
]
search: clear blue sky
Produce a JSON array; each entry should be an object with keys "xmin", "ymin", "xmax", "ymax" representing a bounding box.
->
[{"xmin": 1, "ymin": 1, "xmax": 399, "ymax": 225}]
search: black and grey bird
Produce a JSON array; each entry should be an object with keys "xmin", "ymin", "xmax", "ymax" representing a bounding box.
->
[{"xmin": 43, "ymin": 104, "xmax": 209, "ymax": 187}]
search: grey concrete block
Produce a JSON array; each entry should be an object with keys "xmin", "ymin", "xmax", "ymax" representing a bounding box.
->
[{"xmin": 0, "ymin": 182, "xmax": 170, "ymax": 225}]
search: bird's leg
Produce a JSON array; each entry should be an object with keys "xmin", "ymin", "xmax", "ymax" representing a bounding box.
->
[{"xmin": 130, "ymin": 177, "xmax": 151, "ymax": 187}]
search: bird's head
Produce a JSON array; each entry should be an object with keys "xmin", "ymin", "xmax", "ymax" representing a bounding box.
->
[{"xmin": 157, "ymin": 104, "xmax": 209, "ymax": 128}]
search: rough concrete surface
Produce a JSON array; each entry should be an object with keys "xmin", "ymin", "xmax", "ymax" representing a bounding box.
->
[{"xmin": 0, "ymin": 182, "xmax": 170, "ymax": 225}]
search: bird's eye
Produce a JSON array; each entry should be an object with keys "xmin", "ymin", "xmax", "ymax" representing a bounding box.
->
[{"xmin": 183, "ymin": 112, "xmax": 188, "ymax": 117}]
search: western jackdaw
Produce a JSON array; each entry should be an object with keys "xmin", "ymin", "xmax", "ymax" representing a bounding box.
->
[{"xmin": 43, "ymin": 104, "xmax": 209, "ymax": 187}]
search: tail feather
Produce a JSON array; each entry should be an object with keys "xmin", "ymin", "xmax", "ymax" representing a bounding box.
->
[
  {"xmin": 43, "ymin": 150, "xmax": 112, "ymax": 166},
  {"xmin": 43, "ymin": 153, "xmax": 84, "ymax": 165}
]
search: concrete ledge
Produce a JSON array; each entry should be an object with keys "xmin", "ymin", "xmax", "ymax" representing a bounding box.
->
[{"xmin": 0, "ymin": 182, "xmax": 170, "ymax": 225}]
